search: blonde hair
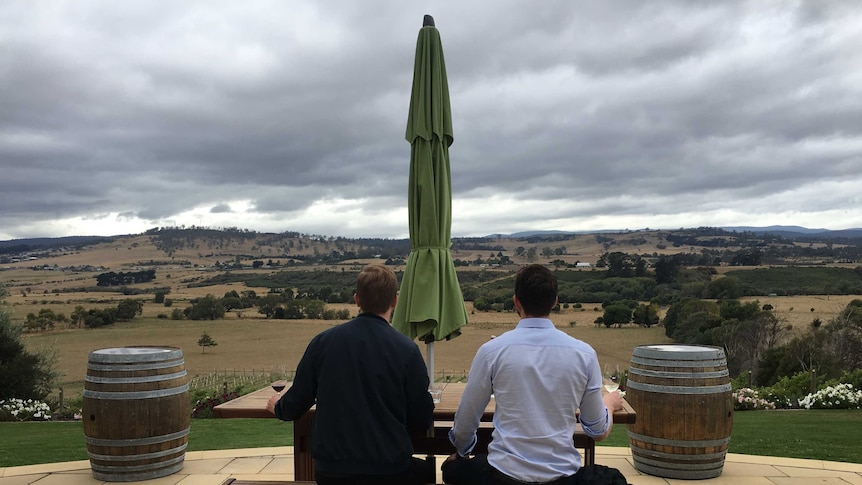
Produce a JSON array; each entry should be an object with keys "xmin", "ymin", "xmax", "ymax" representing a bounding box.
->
[{"xmin": 356, "ymin": 264, "xmax": 398, "ymax": 314}]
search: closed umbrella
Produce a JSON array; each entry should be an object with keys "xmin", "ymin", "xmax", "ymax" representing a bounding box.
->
[{"xmin": 392, "ymin": 14, "xmax": 468, "ymax": 385}]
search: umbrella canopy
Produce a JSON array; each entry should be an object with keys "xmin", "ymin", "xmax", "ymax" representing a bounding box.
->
[{"xmin": 392, "ymin": 15, "xmax": 468, "ymax": 346}]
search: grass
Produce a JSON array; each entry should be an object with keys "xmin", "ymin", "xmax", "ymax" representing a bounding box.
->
[
  {"xmin": 0, "ymin": 419, "xmax": 294, "ymax": 467},
  {"xmin": 2, "ymin": 411, "xmax": 861, "ymax": 468}
]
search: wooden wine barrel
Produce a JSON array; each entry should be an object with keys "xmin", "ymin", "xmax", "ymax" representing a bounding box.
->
[
  {"xmin": 626, "ymin": 344, "xmax": 733, "ymax": 480},
  {"xmin": 82, "ymin": 347, "xmax": 190, "ymax": 482}
]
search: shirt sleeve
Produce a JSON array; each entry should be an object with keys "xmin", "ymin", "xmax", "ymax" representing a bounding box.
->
[
  {"xmin": 577, "ymin": 357, "xmax": 610, "ymax": 438},
  {"xmin": 274, "ymin": 336, "xmax": 318, "ymax": 421},
  {"xmin": 448, "ymin": 344, "xmax": 492, "ymax": 456}
]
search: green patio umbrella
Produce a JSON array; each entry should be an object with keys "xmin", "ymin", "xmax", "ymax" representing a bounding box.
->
[{"xmin": 392, "ymin": 15, "xmax": 469, "ymax": 384}]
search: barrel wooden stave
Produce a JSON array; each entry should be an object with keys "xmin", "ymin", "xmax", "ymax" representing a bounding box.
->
[
  {"xmin": 626, "ymin": 344, "xmax": 733, "ymax": 480},
  {"xmin": 82, "ymin": 346, "xmax": 190, "ymax": 482}
]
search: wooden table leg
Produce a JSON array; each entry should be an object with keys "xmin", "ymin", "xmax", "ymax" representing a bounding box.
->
[{"xmin": 294, "ymin": 412, "xmax": 314, "ymax": 481}]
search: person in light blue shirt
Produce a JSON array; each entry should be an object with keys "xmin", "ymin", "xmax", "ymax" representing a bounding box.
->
[{"xmin": 443, "ymin": 264, "xmax": 624, "ymax": 485}]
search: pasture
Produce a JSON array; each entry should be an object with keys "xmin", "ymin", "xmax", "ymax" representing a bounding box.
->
[
  {"xmin": 22, "ymin": 307, "xmax": 674, "ymax": 400},
  {"xmin": 3, "ymin": 231, "xmax": 861, "ymax": 400}
]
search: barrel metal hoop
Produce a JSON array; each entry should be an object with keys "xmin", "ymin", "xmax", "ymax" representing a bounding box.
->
[
  {"xmin": 85, "ymin": 426, "xmax": 190, "ymax": 447},
  {"xmin": 625, "ymin": 380, "xmax": 731, "ymax": 394},
  {"xmin": 629, "ymin": 446, "xmax": 728, "ymax": 461},
  {"xmin": 87, "ymin": 360, "xmax": 183, "ymax": 372},
  {"xmin": 89, "ymin": 348, "xmax": 184, "ymax": 364},
  {"xmin": 630, "ymin": 356, "xmax": 727, "ymax": 368},
  {"xmin": 628, "ymin": 367, "xmax": 729, "ymax": 379},
  {"xmin": 632, "ymin": 453, "xmax": 725, "ymax": 470},
  {"xmin": 628, "ymin": 430, "xmax": 730, "ymax": 448},
  {"xmin": 83, "ymin": 383, "xmax": 189, "ymax": 400},
  {"xmin": 92, "ymin": 461, "xmax": 185, "ymax": 482},
  {"xmin": 632, "ymin": 460, "xmax": 723, "ymax": 480},
  {"xmin": 88, "ymin": 442, "xmax": 188, "ymax": 461},
  {"xmin": 633, "ymin": 346, "xmax": 725, "ymax": 361},
  {"xmin": 90, "ymin": 454, "xmax": 185, "ymax": 473},
  {"xmin": 85, "ymin": 370, "xmax": 187, "ymax": 384}
]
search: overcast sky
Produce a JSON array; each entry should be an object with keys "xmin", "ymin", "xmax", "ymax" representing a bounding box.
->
[{"xmin": 2, "ymin": 1, "xmax": 861, "ymax": 241}]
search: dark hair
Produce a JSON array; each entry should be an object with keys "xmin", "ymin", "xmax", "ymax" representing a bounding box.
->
[
  {"xmin": 514, "ymin": 264, "xmax": 558, "ymax": 317},
  {"xmin": 356, "ymin": 264, "xmax": 398, "ymax": 315}
]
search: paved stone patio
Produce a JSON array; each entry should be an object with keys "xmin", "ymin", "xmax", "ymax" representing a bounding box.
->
[{"xmin": 2, "ymin": 447, "xmax": 862, "ymax": 485}]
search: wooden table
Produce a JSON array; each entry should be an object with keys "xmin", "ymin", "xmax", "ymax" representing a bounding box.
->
[{"xmin": 214, "ymin": 383, "xmax": 636, "ymax": 481}]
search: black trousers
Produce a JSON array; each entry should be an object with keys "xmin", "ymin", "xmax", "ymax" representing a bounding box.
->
[
  {"xmin": 315, "ymin": 457, "xmax": 435, "ymax": 485},
  {"xmin": 442, "ymin": 454, "xmax": 577, "ymax": 485},
  {"xmin": 442, "ymin": 455, "xmax": 629, "ymax": 485}
]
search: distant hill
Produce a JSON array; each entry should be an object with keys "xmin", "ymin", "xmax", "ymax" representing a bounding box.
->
[
  {"xmin": 0, "ymin": 235, "xmax": 111, "ymax": 253},
  {"xmin": 723, "ymin": 226, "xmax": 862, "ymax": 239}
]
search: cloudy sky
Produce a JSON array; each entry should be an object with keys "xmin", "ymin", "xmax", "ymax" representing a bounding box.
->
[{"xmin": 2, "ymin": 1, "xmax": 861, "ymax": 241}]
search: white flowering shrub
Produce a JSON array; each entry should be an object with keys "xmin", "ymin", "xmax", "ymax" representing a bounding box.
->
[
  {"xmin": 0, "ymin": 398, "xmax": 52, "ymax": 421},
  {"xmin": 732, "ymin": 387, "xmax": 776, "ymax": 410},
  {"xmin": 799, "ymin": 383, "xmax": 862, "ymax": 410}
]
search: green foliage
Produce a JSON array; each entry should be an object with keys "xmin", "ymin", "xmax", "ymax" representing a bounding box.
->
[
  {"xmin": 632, "ymin": 303, "xmax": 660, "ymax": 327},
  {"xmin": 197, "ymin": 331, "xmax": 218, "ymax": 353},
  {"xmin": 704, "ymin": 276, "xmax": 745, "ymax": 299},
  {"xmin": 760, "ymin": 371, "xmax": 824, "ymax": 408},
  {"xmin": 184, "ymin": 295, "xmax": 226, "ymax": 320},
  {"xmin": 0, "ymin": 296, "xmax": 58, "ymax": 400},
  {"xmin": 663, "ymin": 298, "xmax": 719, "ymax": 338},
  {"xmin": 602, "ymin": 304, "xmax": 632, "ymax": 327},
  {"xmin": 96, "ymin": 269, "xmax": 156, "ymax": 286},
  {"xmin": 23, "ymin": 309, "xmax": 67, "ymax": 332},
  {"xmin": 115, "ymin": 299, "xmax": 143, "ymax": 321},
  {"xmin": 726, "ymin": 266, "xmax": 862, "ymax": 296}
]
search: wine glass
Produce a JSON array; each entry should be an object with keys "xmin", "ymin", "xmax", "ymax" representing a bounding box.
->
[
  {"xmin": 603, "ymin": 364, "xmax": 620, "ymax": 393},
  {"xmin": 271, "ymin": 380, "xmax": 287, "ymax": 393}
]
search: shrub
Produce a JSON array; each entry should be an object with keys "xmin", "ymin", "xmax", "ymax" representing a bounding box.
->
[
  {"xmin": 799, "ymin": 384, "xmax": 862, "ymax": 410},
  {"xmin": 732, "ymin": 388, "xmax": 776, "ymax": 410},
  {"xmin": 191, "ymin": 391, "xmax": 239, "ymax": 419},
  {"xmin": 0, "ymin": 398, "xmax": 52, "ymax": 421}
]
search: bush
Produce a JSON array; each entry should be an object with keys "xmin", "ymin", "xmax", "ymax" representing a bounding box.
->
[
  {"xmin": 799, "ymin": 384, "xmax": 862, "ymax": 409},
  {"xmin": 191, "ymin": 391, "xmax": 239, "ymax": 419},
  {"xmin": 1, "ymin": 300, "xmax": 58, "ymax": 400},
  {"xmin": 732, "ymin": 388, "xmax": 776, "ymax": 410},
  {"xmin": 761, "ymin": 371, "xmax": 821, "ymax": 408},
  {"xmin": 0, "ymin": 399, "xmax": 52, "ymax": 421}
]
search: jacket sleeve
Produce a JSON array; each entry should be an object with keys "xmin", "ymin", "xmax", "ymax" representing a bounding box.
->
[
  {"xmin": 274, "ymin": 336, "xmax": 318, "ymax": 421},
  {"xmin": 404, "ymin": 344, "xmax": 434, "ymax": 432}
]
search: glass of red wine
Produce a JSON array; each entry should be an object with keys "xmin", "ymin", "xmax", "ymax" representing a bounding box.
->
[{"xmin": 271, "ymin": 380, "xmax": 287, "ymax": 393}]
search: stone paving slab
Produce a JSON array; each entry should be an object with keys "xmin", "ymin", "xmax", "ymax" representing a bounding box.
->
[{"xmin": 2, "ymin": 447, "xmax": 861, "ymax": 485}]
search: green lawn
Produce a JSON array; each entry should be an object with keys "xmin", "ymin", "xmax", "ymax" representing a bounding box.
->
[{"xmin": 1, "ymin": 411, "xmax": 860, "ymax": 468}]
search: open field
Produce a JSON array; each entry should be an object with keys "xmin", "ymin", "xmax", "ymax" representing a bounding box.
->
[
  {"xmin": 4, "ymin": 230, "xmax": 862, "ymax": 401},
  {"xmin": 18, "ymin": 292, "xmax": 859, "ymax": 400},
  {"xmin": 21, "ymin": 308, "xmax": 674, "ymax": 400}
]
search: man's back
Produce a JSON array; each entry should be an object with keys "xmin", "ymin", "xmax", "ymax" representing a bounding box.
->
[
  {"xmin": 460, "ymin": 319, "xmax": 601, "ymax": 479},
  {"xmin": 275, "ymin": 313, "xmax": 433, "ymax": 476}
]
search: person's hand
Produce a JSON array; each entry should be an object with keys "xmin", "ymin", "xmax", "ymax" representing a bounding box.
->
[
  {"xmin": 603, "ymin": 389, "xmax": 624, "ymax": 412},
  {"xmin": 266, "ymin": 393, "xmax": 281, "ymax": 415},
  {"xmin": 442, "ymin": 453, "xmax": 464, "ymax": 466}
]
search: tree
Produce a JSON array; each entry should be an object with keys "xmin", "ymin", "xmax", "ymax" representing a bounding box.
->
[
  {"xmin": 197, "ymin": 332, "xmax": 218, "ymax": 354},
  {"xmin": 704, "ymin": 276, "xmax": 744, "ymax": 299},
  {"xmin": 653, "ymin": 255, "xmax": 682, "ymax": 285},
  {"xmin": 0, "ymin": 290, "xmax": 58, "ymax": 400},
  {"xmin": 115, "ymin": 299, "xmax": 143, "ymax": 321},
  {"xmin": 632, "ymin": 303, "xmax": 660, "ymax": 327},
  {"xmin": 184, "ymin": 295, "xmax": 225, "ymax": 320},
  {"xmin": 602, "ymin": 304, "xmax": 632, "ymax": 328}
]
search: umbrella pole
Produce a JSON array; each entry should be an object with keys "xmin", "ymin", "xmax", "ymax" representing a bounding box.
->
[
  {"xmin": 426, "ymin": 339, "xmax": 434, "ymax": 386},
  {"xmin": 425, "ymin": 336, "xmax": 435, "ymax": 444}
]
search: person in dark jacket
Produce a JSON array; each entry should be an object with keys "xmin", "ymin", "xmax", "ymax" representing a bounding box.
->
[{"xmin": 267, "ymin": 264, "xmax": 435, "ymax": 485}]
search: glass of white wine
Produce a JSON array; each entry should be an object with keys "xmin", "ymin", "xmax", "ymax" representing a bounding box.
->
[{"xmin": 603, "ymin": 364, "xmax": 620, "ymax": 393}]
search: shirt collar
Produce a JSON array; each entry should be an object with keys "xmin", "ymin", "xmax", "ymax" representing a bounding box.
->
[{"xmin": 515, "ymin": 317, "xmax": 555, "ymax": 329}]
